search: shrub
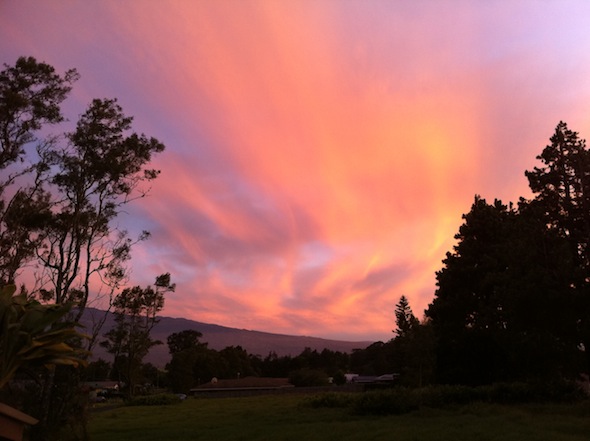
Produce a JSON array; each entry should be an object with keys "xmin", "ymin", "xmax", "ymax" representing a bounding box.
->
[
  {"xmin": 481, "ymin": 380, "xmax": 585, "ymax": 404},
  {"xmin": 126, "ymin": 393, "xmax": 182, "ymax": 406},
  {"xmin": 306, "ymin": 381, "xmax": 586, "ymax": 416},
  {"xmin": 542, "ymin": 379, "xmax": 586, "ymax": 402},
  {"xmin": 480, "ymin": 382, "xmax": 534, "ymax": 403},
  {"xmin": 353, "ymin": 388, "xmax": 419, "ymax": 415},
  {"xmin": 416, "ymin": 384, "xmax": 479, "ymax": 407},
  {"xmin": 304, "ymin": 392, "xmax": 355, "ymax": 408}
]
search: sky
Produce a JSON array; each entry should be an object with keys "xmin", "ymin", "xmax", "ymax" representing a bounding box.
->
[{"xmin": 3, "ymin": 1, "xmax": 590, "ymax": 342}]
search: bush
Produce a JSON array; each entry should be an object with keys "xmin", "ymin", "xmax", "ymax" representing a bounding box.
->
[
  {"xmin": 479, "ymin": 382, "xmax": 534, "ymax": 403},
  {"xmin": 416, "ymin": 384, "xmax": 479, "ymax": 407},
  {"xmin": 481, "ymin": 380, "xmax": 585, "ymax": 404},
  {"xmin": 542, "ymin": 379, "xmax": 586, "ymax": 402},
  {"xmin": 353, "ymin": 388, "xmax": 419, "ymax": 415},
  {"xmin": 307, "ymin": 381, "xmax": 586, "ymax": 416},
  {"xmin": 304, "ymin": 392, "xmax": 355, "ymax": 408},
  {"xmin": 126, "ymin": 393, "xmax": 182, "ymax": 406}
]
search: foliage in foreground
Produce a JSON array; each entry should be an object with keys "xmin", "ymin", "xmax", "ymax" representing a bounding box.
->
[{"xmin": 0, "ymin": 284, "xmax": 88, "ymax": 389}]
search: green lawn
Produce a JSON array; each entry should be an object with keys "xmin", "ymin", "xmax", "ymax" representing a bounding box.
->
[{"xmin": 89, "ymin": 394, "xmax": 590, "ymax": 441}]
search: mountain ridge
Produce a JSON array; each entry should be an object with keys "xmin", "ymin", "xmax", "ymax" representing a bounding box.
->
[{"xmin": 81, "ymin": 308, "xmax": 373, "ymax": 368}]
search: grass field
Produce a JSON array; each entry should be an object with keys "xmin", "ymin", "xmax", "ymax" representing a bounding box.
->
[{"xmin": 88, "ymin": 393, "xmax": 590, "ymax": 441}]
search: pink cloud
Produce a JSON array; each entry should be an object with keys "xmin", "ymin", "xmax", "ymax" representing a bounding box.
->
[{"xmin": 4, "ymin": 1, "xmax": 590, "ymax": 341}]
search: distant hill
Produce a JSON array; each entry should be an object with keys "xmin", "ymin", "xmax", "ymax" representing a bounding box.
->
[{"xmin": 81, "ymin": 308, "xmax": 372, "ymax": 368}]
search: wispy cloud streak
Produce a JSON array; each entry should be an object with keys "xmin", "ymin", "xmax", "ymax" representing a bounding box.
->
[{"xmin": 3, "ymin": 1, "xmax": 590, "ymax": 340}]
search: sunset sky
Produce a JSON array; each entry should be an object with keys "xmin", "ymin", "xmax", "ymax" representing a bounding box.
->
[{"xmin": 3, "ymin": 1, "xmax": 590, "ymax": 342}]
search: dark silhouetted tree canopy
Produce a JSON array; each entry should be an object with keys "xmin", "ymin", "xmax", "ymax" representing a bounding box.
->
[
  {"xmin": 102, "ymin": 274, "xmax": 174, "ymax": 397},
  {"xmin": 0, "ymin": 55, "xmax": 170, "ymax": 439},
  {"xmin": 427, "ymin": 125, "xmax": 588, "ymax": 384}
]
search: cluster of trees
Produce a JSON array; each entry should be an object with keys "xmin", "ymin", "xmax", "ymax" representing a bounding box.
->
[
  {"xmin": 83, "ymin": 295, "xmax": 431, "ymax": 392},
  {"xmin": 358, "ymin": 122, "xmax": 590, "ymax": 387},
  {"xmin": 166, "ymin": 334, "xmax": 353, "ymax": 391},
  {"xmin": 0, "ymin": 56, "xmax": 169, "ymax": 440},
  {"xmin": 427, "ymin": 121, "xmax": 590, "ymax": 385},
  {"xmin": 335, "ymin": 296, "xmax": 434, "ymax": 388},
  {"xmin": 84, "ymin": 299, "xmax": 431, "ymax": 393},
  {"xmin": 100, "ymin": 274, "xmax": 175, "ymax": 396},
  {"xmin": 87, "ymin": 329, "xmax": 353, "ymax": 393}
]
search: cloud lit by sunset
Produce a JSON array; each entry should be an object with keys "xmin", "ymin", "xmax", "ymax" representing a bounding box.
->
[{"xmin": 3, "ymin": 1, "xmax": 590, "ymax": 341}]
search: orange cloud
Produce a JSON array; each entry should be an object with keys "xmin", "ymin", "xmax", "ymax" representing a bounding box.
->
[
  {"xmin": 107, "ymin": 2, "xmax": 491, "ymax": 338},
  {"xmin": 6, "ymin": 1, "xmax": 590, "ymax": 340}
]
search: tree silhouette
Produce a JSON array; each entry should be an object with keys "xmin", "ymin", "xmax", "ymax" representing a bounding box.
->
[
  {"xmin": 166, "ymin": 329, "xmax": 208, "ymax": 393},
  {"xmin": 525, "ymin": 121, "xmax": 590, "ymax": 373},
  {"xmin": 394, "ymin": 295, "xmax": 419, "ymax": 338},
  {"xmin": 0, "ymin": 57, "xmax": 78, "ymax": 285},
  {"xmin": 426, "ymin": 194, "xmax": 579, "ymax": 384},
  {"xmin": 102, "ymin": 274, "xmax": 174, "ymax": 397},
  {"xmin": 0, "ymin": 56, "xmax": 168, "ymax": 439}
]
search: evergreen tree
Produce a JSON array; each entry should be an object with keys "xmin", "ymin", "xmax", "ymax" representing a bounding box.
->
[
  {"xmin": 391, "ymin": 296, "xmax": 433, "ymax": 387},
  {"xmin": 525, "ymin": 121, "xmax": 590, "ymax": 373},
  {"xmin": 394, "ymin": 295, "xmax": 419, "ymax": 338},
  {"xmin": 525, "ymin": 121, "xmax": 590, "ymax": 259}
]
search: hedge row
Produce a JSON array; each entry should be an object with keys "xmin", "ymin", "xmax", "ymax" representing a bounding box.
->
[
  {"xmin": 305, "ymin": 381, "xmax": 585, "ymax": 415},
  {"xmin": 126, "ymin": 393, "xmax": 182, "ymax": 406}
]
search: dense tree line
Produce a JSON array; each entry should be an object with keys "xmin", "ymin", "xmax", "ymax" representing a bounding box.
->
[
  {"xmin": 86, "ymin": 298, "xmax": 429, "ymax": 392},
  {"xmin": 426, "ymin": 122, "xmax": 590, "ymax": 385},
  {"xmin": 88, "ymin": 331, "xmax": 353, "ymax": 393},
  {"xmin": 135, "ymin": 330, "xmax": 350, "ymax": 392}
]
